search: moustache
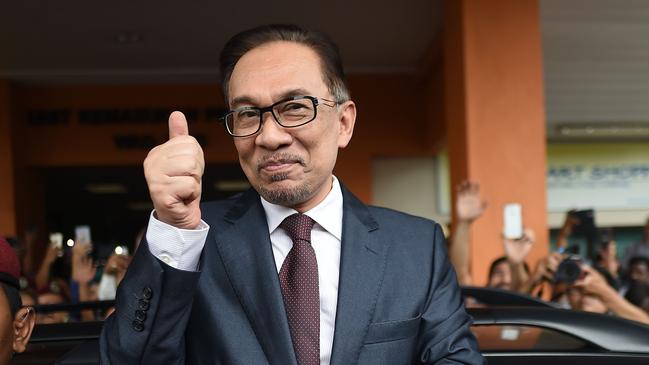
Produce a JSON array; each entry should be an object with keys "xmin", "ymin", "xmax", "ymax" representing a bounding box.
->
[{"xmin": 257, "ymin": 153, "xmax": 306, "ymax": 171}]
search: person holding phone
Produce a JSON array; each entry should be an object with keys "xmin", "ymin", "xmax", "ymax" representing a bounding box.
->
[
  {"xmin": 100, "ymin": 24, "xmax": 482, "ymax": 364},
  {"xmin": 449, "ymin": 181, "xmax": 533, "ymax": 293},
  {"xmin": 34, "ymin": 234, "xmax": 64, "ymax": 291}
]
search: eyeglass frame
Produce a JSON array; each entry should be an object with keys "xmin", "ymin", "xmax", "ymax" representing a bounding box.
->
[{"xmin": 220, "ymin": 95, "xmax": 338, "ymax": 137}]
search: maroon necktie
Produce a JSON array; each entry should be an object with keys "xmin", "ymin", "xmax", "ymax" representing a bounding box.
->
[{"xmin": 279, "ymin": 214, "xmax": 320, "ymax": 365}]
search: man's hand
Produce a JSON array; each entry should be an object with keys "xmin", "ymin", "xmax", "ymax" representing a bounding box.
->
[
  {"xmin": 573, "ymin": 265, "xmax": 612, "ymax": 296},
  {"xmin": 455, "ymin": 181, "xmax": 487, "ymax": 223},
  {"xmin": 43, "ymin": 244, "xmax": 62, "ymax": 266},
  {"xmin": 105, "ymin": 253, "xmax": 131, "ymax": 285},
  {"xmin": 504, "ymin": 228, "xmax": 535, "ymax": 264},
  {"xmin": 144, "ymin": 112, "xmax": 205, "ymax": 229},
  {"xmin": 72, "ymin": 244, "xmax": 97, "ymax": 285},
  {"xmin": 533, "ymin": 252, "xmax": 563, "ymax": 283}
]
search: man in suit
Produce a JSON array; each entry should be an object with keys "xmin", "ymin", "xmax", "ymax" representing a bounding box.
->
[{"xmin": 100, "ymin": 24, "xmax": 483, "ymax": 364}]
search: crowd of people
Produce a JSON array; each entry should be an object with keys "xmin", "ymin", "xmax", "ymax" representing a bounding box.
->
[
  {"xmin": 449, "ymin": 180, "xmax": 649, "ymax": 324},
  {"xmin": 2, "ymin": 184, "xmax": 649, "ymax": 330},
  {"xmin": 1, "ymin": 228, "xmax": 141, "ymax": 324},
  {"xmin": 2, "ymin": 183, "xmax": 649, "ymax": 329}
]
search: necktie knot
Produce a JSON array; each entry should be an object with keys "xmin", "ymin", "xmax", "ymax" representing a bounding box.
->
[{"xmin": 281, "ymin": 214, "xmax": 316, "ymax": 243}]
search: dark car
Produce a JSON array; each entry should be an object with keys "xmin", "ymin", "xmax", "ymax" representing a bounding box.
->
[{"xmin": 12, "ymin": 289, "xmax": 649, "ymax": 364}]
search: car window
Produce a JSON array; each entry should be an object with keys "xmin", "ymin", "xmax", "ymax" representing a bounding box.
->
[{"xmin": 471, "ymin": 324, "xmax": 591, "ymax": 351}]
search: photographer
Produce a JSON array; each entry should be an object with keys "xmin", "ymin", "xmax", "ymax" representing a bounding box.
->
[
  {"xmin": 34, "ymin": 240, "xmax": 62, "ymax": 292},
  {"xmin": 449, "ymin": 181, "xmax": 487, "ymax": 286},
  {"xmin": 573, "ymin": 264, "xmax": 649, "ymax": 324},
  {"xmin": 520, "ymin": 251, "xmax": 564, "ymax": 299}
]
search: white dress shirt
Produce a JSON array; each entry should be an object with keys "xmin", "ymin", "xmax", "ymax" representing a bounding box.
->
[{"xmin": 146, "ymin": 176, "xmax": 343, "ymax": 365}]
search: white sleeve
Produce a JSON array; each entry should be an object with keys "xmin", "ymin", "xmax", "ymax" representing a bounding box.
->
[
  {"xmin": 98, "ymin": 273, "xmax": 117, "ymax": 301},
  {"xmin": 145, "ymin": 211, "xmax": 210, "ymax": 271}
]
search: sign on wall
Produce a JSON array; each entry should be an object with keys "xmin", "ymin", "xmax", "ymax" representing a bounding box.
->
[{"xmin": 547, "ymin": 144, "xmax": 649, "ymax": 212}]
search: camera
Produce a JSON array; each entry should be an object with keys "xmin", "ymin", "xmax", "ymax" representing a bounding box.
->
[{"xmin": 554, "ymin": 255, "xmax": 584, "ymax": 284}]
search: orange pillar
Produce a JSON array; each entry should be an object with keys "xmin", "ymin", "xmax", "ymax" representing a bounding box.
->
[
  {"xmin": 0, "ymin": 80, "xmax": 16, "ymax": 236},
  {"xmin": 444, "ymin": 0, "xmax": 548, "ymax": 285}
]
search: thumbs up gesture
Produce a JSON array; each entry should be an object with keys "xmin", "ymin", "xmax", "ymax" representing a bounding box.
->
[{"xmin": 144, "ymin": 111, "xmax": 205, "ymax": 229}]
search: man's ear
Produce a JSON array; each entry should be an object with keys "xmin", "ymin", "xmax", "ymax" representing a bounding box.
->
[
  {"xmin": 336, "ymin": 100, "xmax": 356, "ymax": 148},
  {"xmin": 13, "ymin": 306, "xmax": 35, "ymax": 353}
]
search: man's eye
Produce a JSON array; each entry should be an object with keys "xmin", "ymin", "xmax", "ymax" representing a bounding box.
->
[
  {"xmin": 281, "ymin": 102, "xmax": 311, "ymax": 112},
  {"xmin": 237, "ymin": 110, "xmax": 259, "ymax": 119},
  {"xmin": 285, "ymin": 102, "xmax": 306, "ymax": 110}
]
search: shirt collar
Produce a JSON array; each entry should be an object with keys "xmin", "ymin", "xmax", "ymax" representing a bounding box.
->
[{"xmin": 260, "ymin": 176, "xmax": 343, "ymax": 240}]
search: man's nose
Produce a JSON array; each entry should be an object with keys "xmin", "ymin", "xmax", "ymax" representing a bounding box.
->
[{"xmin": 255, "ymin": 111, "xmax": 292, "ymax": 149}]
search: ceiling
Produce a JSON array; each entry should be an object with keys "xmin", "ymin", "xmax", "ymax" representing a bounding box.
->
[
  {"xmin": 2, "ymin": 0, "xmax": 649, "ymax": 132},
  {"xmin": 0, "ymin": 0, "xmax": 441, "ymax": 84},
  {"xmin": 541, "ymin": 0, "xmax": 649, "ymax": 133}
]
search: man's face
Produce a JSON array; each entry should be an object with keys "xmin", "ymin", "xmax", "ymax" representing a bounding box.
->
[
  {"xmin": 0, "ymin": 286, "xmax": 36, "ymax": 365},
  {"xmin": 488, "ymin": 262, "xmax": 512, "ymax": 290},
  {"xmin": 228, "ymin": 41, "xmax": 355, "ymax": 211},
  {"xmin": 630, "ymin": 262, "xmax": 649, "ymax": 284}
]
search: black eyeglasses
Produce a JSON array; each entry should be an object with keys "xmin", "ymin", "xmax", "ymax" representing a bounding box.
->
[{"xmin": 220, "ymin": 96, "xmax": 337, "ymax": 137}]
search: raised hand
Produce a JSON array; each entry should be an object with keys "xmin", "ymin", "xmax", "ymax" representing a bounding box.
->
[
  {"xmin": 573, "ymin": 265, "xmax": 612, "ymax": 296},
  {"xmin": 144, "ymin": 112, "xmax": 205, "ymax": 229},
  {"xmin": 42, "ymin": 244, "xmax": 62, "ymax": 266},
  {"xmin": 72, "ymin": 243, "xmax": 97, "ymax": 285},
  {"xmin": 105, "ymin": 253, "xmax": 132, "ymax": 285},
  {"xmin": 455, "ymin": 181, "xmax": 487, "ymax": 223},
  {"xmin": 503, "ymin": 228, "xmax": 535, "ymax": 264}
]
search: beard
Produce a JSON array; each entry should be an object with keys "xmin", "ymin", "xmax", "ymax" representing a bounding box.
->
[
  {"xmin": 251, "ymin": 152, "xmax": 315, "ymax": 206},
  {"xmin": 255, "ymin": 172, "xmax": 314, "ymax": 206}
]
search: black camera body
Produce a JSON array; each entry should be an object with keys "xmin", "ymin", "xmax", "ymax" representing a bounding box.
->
[{"xmin": 555, "ymin": 255, "xmax": 584, "ymax": 284}]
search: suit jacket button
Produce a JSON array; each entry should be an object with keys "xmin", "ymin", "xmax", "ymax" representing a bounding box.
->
[
  {"xmin": 138, "ymin": 299, "xmax": 150, "ymax": 311},
  {"xmin": 141, "ymin": 287, "xmax": 153, "ymax": 300},
  {"xmin": 135, "ymin": 310, "xmax": 147, "ymax": 322},
  {"xmin": 132, "ymin": 320, "xmax": 144, "ymax": 332}
]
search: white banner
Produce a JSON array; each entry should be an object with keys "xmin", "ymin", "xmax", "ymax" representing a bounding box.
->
[{"xmin": 547, "ymin": 144, "xmax": 649, "ymax": 212}]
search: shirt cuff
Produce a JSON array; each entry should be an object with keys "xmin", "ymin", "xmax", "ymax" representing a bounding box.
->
[{"xmin": 146, "ymin": 211, "xmax": 210, "ymax": 271}]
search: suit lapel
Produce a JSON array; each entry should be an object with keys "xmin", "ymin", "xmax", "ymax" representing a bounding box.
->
[
  {"xmin": 330, "ymin": 187, "xmax": 389, "ymax": 365},
  {"xmin": 212, "ymin": 189, "xmax": 297, "ymax": 365}
]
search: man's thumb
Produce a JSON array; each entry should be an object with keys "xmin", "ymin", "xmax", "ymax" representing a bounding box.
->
[{"xmin": 168, "ymin": 111, "xmax": 189, "ymax": 139}]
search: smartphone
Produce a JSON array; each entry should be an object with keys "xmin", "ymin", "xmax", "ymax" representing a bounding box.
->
[
  {"xmin": 49, "ymin": 232, "xmax": 63, "ymax": 249},
  {"xmin": 49, "ymin": 232, "xmax": 64, "ymax": 258},
  {"xmin": 75, "ymin": 225, "xmax": 92, "ymax": 246},
  {"xmin": 503, "ymin": 203, "xmax": 523, "ymax": 239}
]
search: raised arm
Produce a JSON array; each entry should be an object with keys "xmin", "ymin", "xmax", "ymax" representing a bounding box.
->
[
  {"xmin": 503, "ymin": 228, "xmax": 534, "ymax": 293},
  {"xmin": 449, "ymin": 181, "xmax": 487, "ymax": 286},
  {"xmin": 100, "ymin": 111, "xmax": 207, "ymax": 364},
  {"xmin": 575, "ymin": 265, "xmax": 649, "ymax": 325}
]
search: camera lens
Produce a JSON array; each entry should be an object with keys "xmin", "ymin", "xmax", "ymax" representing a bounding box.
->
[{"xmin": 555, "ymin": 258, "xmax": 582, "ymax": 284}]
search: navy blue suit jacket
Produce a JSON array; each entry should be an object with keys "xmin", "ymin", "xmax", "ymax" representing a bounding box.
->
[{"xmin": 100, "ymin": 185, "xmax": 483, "ymax": 364}]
